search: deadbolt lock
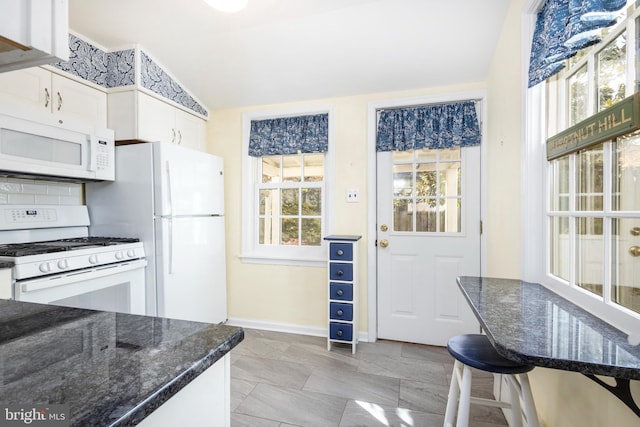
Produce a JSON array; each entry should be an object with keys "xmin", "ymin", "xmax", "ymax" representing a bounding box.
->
[
  {"xmin": 380, "ymin": 224, "xmax": 388, "ymax": 232},
  {"xmin": 631, "ymin": 227, "xmax": 640, "ymax": 237}
]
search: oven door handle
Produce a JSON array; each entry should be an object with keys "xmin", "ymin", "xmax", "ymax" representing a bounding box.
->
[{"xmin": 19, "ymin": 259, "xmax": 148, "ymax": 293}]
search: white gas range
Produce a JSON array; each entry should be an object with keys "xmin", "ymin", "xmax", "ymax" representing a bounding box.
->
[{"xmin": 0, "ymin": 205, "xmax": 146, "ymax": 315}]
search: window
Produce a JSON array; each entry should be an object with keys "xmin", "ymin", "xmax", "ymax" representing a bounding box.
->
[
  {"xmin": 241, "ymin": 107, "xmax": 334, "ymax": 266},
  {"xmin": 544, "ymin": 1, "xmax": 640, "ymax": 324}
]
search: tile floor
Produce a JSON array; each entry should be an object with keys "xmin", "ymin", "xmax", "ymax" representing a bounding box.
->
[{"xmin": 230, "ymin": 329, "xmax": 509, "ymax": 427}]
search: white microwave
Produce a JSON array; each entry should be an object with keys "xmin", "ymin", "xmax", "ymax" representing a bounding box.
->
[{"xmin": 0, "ymin": 113, "xmax": 115, "ymax": 182}]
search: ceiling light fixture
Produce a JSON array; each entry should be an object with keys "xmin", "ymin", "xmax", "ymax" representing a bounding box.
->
[{"xmin": 204, "ymin": 0, "xmax": 248, "ymax": 13}]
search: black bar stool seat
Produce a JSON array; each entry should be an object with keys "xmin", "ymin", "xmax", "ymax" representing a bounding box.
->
[{"xmin": 447, "ymin": 334, "xmax": 534, "ymax": 375}]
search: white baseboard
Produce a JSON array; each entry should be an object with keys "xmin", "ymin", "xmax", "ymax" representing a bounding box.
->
[{"xmin": 226, "ymin": 317, "xmax": 369, "ymax": 342}]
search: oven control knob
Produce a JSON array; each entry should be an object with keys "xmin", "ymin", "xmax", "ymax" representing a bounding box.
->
[
  {"xmin": 89, "ymin": 255, "xmax": 99, "ymax": 265},
  {"xmin": 39, "ymin": 262, "xmax": 52, "ymax": 273},
  {"xmin": 127, "ymin": 249, "xmax": 136, "ymax": 258},
  {"xmin": 57, "ymin": 259, "xmax": 69, "ymax": 269},
  {"xmin": 115, "ymin": 251, "xmax": 125, "ymax": 260}
]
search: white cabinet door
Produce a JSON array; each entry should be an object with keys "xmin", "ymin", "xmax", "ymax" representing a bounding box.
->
[
  {"xmin": 0, "ymin": 67, "xmax": 51, "ymax": 112},
  {"xmin": 175, "ymin": 108, "xmax": 206, "ymax": 151},
  {"xmin": 51, "ymin": 73, "xmax": 107, "ymax": 127},
  {"xmin": 0, "ymin": 67, "xmax": 107, "ymax": 128},
  {"xmin": 138, "ymin": 91, "xmax": 175, "ymax": 143}
]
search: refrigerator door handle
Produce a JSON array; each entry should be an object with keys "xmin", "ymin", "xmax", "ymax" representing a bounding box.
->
[
  {"xmin": 165, "ymin": 160, "xmax": 173, "ymax": 216},
  {"xmin": 168, "ymin": 217, "xmax": 174, "ymax": 274}
]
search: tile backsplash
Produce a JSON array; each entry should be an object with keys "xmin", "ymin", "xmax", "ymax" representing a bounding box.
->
[{"xmin": 0, "ymin": 178, "xmax": 83, "ymax": 206}]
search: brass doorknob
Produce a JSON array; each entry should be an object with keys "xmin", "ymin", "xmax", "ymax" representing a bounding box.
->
[
  {"xmin": 630, "ymin": 246, "xmax": 640, "ymax": 257},
  {"xmin": 379, "ymin": 239, "xmax": 389, "ymax": 248},
  {"xmin": 380, "ymin": 224, "xmax": 388, "ymax": 232}
]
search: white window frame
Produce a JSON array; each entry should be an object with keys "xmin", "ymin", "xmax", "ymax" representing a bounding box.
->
[
  {"xmin": 240, "ymin": 105, "xmax": 335, "ymax": 267},
  {"xmin": 522, "ymin": 0, "xmax": 640, "ymax": 337}
]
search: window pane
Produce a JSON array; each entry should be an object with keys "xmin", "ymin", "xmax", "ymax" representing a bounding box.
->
[
  {"xmin": 568, "ymin": 64, "xmax": 588, "ymax": 126},
  {"xmin": 416, "ymin": 198, "xmax": 436, "ymax": 232},
  {"xmin": 597, "ymin": 31, "xmax": 627, "ymax": 112},
  {"xmin": 613, "ymin": 133, "xmax": 640, "ymax": 211},
  {"xmin": 281, "ymin": 218, "xmax": 299, "ymax": 245},
  {"xmin": 415, "ymin": 148, "xmax": 437, "ymax": 162},
  {"xmin": 281, "ymin": 189, "xmax": 299, "ymax": 215},
  {"xmin": 576, "ymin": 217, "xmax": 604, "ymax": 296},
  {"xmin": 303, "ymin": 154, "xmax": 324, "ymax": 182},
  {"xmin": 550, "ymin": 156, "xmax": 570, "ymax": 211},
  {"xmin": 441, "ymin": 162, "xmax": 461, "ymax": 197},
  {"xmin": 262, "ymin": 156, "xmax": 281, "ymax": 183},
  {"xmin": 611, "ymin": 218, "xmax": 640, "ymax": 314},
  {"xmin": 577, "ymin": 144, "xmax": 604, "ymax": 211},
  {"xmin": 441, "ymin": 198, "xmax": 461, "ymax": 232},
  {"xmin": 282, "ymin": 155, "xmax": 301, "ymax": 183},
  {"xmin": 393, "ymin": 164, "xmax": 413, "ymax": 197},
  {"xmin": 301, "ymin": 188, "xmax": 321, "ymax": 215},
  {"xmin": 394, "ymin": 199, "xmax": 412, "ymax": 231},
  {"xmin": 259, "ymin": 217, "xmax": 278, "ymax": 245},
  {"xmin": 416, "ymin": 164, "xmax": 437, "ymax": 197},
  {"xmin": 550, "ymin": 216, "xmax": 570, "ymax": 281},
  {"xmin": 259, "ymin": 189, "xmax": 278, "ymax": 215},
  {"xmin": 301, "ymin": 218, "xmax": 321, "ymax": 246}
]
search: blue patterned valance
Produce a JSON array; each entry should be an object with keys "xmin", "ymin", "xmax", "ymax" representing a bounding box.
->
[
  {"xmin": 376, "ymin": 101, "xmax": 480, "ymax": 152},
  {"xmin": 528, "ymin": 0, "xmax": 627, "ymax": 88},
  {"xmin": 249, "ymin": 114, "xmax": 329, "ymax": 157}
]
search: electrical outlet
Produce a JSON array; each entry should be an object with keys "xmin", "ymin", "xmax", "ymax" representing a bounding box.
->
[{"xmin": 346, "ymin": 189, "xmax": 359, "ymax": 203}]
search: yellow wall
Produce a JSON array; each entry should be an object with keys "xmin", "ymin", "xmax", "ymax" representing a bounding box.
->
[
  {"xmin": 208, "ymin": 83, "xmax": 484, "ymax": 332},
  {"xmin": 487, "ymin": 0, "xmax": 640, "ymax": 426}
]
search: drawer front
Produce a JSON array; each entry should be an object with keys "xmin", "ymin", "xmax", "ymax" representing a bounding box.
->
[
  {"xmin": 329, "ymin": 243, "xmax": 353, "ymax": 261},
  {"xmin": 329, "ymin": 283, "xmax": 353, "ymax": 301},
  {"xmin": 329, "ymin": 322, "xmax": 353, "ymax": 341},
  {"xmin": 329, "ymin": 263, "xmax": 353, "ymax": 281},
  {"xmin": 329, "ymin": 302, "xmax": 353, "ymax": 321}
]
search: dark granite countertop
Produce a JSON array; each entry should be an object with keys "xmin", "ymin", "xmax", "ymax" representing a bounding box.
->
[
  {"xmin": 457, "ymin": 276, "xmax": 640, "ymax": 380},
  {"xmin": 0, "ymin": 299, "xmax": 244, "ymax": 426}
]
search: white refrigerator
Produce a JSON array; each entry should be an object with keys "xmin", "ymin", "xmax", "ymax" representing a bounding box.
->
[{"xmin": 86, "ymin": 142, "xmax": 227, "ymax": 324}]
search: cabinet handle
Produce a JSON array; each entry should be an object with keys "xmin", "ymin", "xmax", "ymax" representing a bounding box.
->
[
  {"xmin": 44, "ymin": 88, "xmax": 50, "ymax": 108},
  {"xmin": 177, "ymin": 130, "xmax": 182, "ymax": 144},
  {"xmin": 336, "ymin": 330, "xmax": 343, "ymax": 337},
  {"xmin": 336, "ymin": 289, "xmax": 344, "ymax": 296},
  {"xmin": 171, "ymin": 128, "xmax": 176, "ymax": 143},
  {"xmin": 57, "ymin": 92, "xmax": 62, "ymax": 111},
  {"xmin": 336, "ymin": 310, "xmax": 344, "ymax": 317},
  {"xmin": 336, "ymin": 249, "xmax": 344, "ymax": 256},
  {"xmin": 336, "ymin": 270, "xmax": 344, "ymax": 277}
]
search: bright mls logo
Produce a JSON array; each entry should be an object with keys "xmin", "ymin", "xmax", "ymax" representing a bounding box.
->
[{"xmin": 1, "ymin": 405, "xmax": 69, "ymax": 426}]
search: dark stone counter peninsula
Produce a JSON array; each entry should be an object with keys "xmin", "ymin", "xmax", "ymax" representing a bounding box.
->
[
  {"xmin": 0, "ymin": 299, "xmax": 244, "ymax": 426},
  {"xmin": 457, "ymin": 276, "xmax": 640, "ymax": 415}
]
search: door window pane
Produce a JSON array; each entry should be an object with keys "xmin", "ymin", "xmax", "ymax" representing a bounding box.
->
[
  {"xmin": 577, "ymin": 144, "xmax": 604, "ymax": 212},
  {"xmin": 576, "ymin": 217, "xmax": 604, "ymax": 296},
  {"xmin": 416, "ymin": 198, "xmax": 436, "ymax": 232},
  {"xmin": 394, "ymin": 199, "xmax": 412, "ymax": 232},
  {"xmin": 441, "ymin": 198, "xmax": 461, "ymax": 232},
  {"xmin": 611, "ymin": 218, "xmax": 640, "ymax": 314},
  {"xmin": 550, "ymin": 216, "xmax": 570, "ymax": 281},
  {"xmin": 613, "ymin": 133, "xmax": 640, "ymax": 211}
]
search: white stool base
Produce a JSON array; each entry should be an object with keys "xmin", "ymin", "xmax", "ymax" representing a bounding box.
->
[{"xmin": 443, "ymin": 360, "xmax": 540, "ymax": 427}]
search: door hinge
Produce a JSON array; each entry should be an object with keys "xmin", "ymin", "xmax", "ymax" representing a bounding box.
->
[
  {"xmin": 374, "ymin": 239, "xmax": 378, "ymax": 247},
  {"xmin": 480, "ymin": 220, "xmax": 483, "ymax": 235}
]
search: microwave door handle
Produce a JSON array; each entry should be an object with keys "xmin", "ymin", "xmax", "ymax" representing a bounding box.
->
[{"xmin": 89, "ymin": 135, "xmax": 97, "ymax": 171}]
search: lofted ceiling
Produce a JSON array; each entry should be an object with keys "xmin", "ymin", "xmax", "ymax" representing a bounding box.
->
[{"xmin": 68, "ymin": 0, "xmax": 510, "ymax": 111}]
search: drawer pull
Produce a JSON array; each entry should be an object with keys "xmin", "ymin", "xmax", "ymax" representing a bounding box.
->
[
  {"xmin": 337, "ymin": 249, "xmax": 344, "ymax": 256},
  {"xmin": 337, "ymin": 310, "xmax": 344, "ymax": 316},
  {"xmin": 336, "ymin": 289, "xmax": 344, "ymax": 296},
  {"xmin": 336, "ymin": 330, "xmax": 343, "ymax": 337},
  {"xmin": 336, "ymin": 270, "xmax": 344, "ymax": 277}
]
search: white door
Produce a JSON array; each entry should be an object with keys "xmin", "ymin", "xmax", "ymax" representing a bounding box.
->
[
  {"xmin": 377, "ymin": 146, "xmax": 481, "ymax": 346},
  {"xmin": 156, "ymin": 216, "xmax": 227, "ymax": 323},
  {"xmin": 154, "ymin": 142, "xmax": 224, "ymax": 216}
]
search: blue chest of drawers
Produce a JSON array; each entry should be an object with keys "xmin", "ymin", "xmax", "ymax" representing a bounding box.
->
[{"xmin": 324, "ymin": 235, "xmax": 361, "ymax": 354}]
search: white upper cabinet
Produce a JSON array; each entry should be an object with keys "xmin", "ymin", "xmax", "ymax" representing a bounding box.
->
[
  {"xmin": 109, "ymin": 90, "xmax": 206, "ymax": 151},
  {"xmin": 0, "ymin": 67, "xmax": 107, "ymax": 128},
  {"xmin": 0, "ymin": 0, "xmax": 69, "ymax": 72}
]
